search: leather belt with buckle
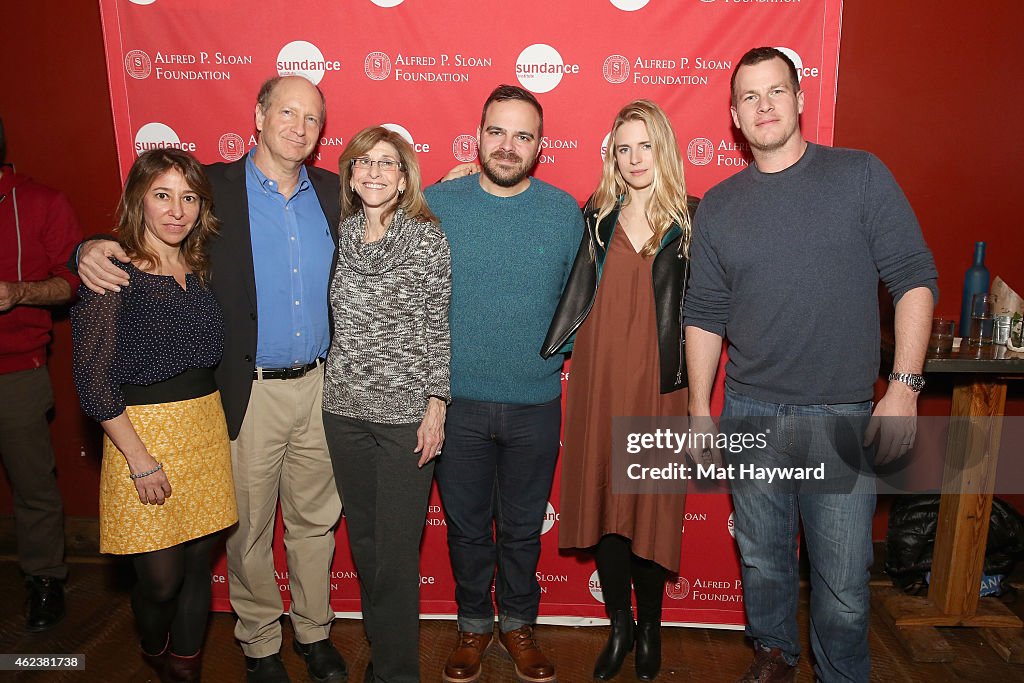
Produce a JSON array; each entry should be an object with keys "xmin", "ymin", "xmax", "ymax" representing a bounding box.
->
[{"xmin": 253, "ymin": 358, "xmax": 324, "ymax": 381}]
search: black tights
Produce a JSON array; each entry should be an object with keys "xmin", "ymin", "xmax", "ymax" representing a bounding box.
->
[
  {"xmin": 595, "ymin": 534, "xmax": 668, "ymax": 624},
  {"xmin": 132, "ymin": 534, "xmax": 219, "ymax": 657}
]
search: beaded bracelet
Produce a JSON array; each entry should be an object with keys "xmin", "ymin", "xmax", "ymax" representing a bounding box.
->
[{"xmin": 129, "ymin": 462, "xmax": 163, "ymax": 480}]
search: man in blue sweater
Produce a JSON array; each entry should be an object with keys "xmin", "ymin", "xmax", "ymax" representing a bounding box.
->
[
  {"xmin": 684, "ymin": 48, "xmax": 936, "ymax": 683},
  {"xmin": 425, "ymin": 85, "xmax": 583, "ymax": 683}
]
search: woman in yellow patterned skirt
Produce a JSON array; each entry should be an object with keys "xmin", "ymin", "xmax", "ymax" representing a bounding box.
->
[{"xmin": 71, "ymin": 148, "xmax": 236, "ymax": 682}]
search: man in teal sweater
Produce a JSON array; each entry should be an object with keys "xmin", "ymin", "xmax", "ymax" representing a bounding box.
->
[{"xmin": 425, "ymin": 84, "xmax": 583, "ymax": 683}]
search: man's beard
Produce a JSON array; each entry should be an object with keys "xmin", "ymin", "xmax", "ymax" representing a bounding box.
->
[
  {"xmin": 480, "ymin": 149, "xmax": 532, "ymax": 188},
  {"xmin": 748, "ymin": 137, "xmax": 786, "ymax": 153},
  {"xmin": 746, "ymin": 120, "xmax": 798, "ymax": 154}
]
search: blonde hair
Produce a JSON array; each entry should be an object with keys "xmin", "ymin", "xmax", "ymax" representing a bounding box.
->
[
  {"xmin": 116, "ymin": 148, "xmax": 219, "ymax": 282},
  {"xmin": 338, "ymin": 126, "xmax": 437, "ymax": 226},
  {"xmin": 590, "ymin": 100, "xmax": 691, "ymax": 257}
]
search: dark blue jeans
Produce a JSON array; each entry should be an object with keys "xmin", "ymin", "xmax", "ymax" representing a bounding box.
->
[
  {"xmin": 434, "ymin": 397, "xmax": 561, "ymax": 633},
  {"xmin": 722, "ymin": 388, "xmax": 875, "ymax": 683}
]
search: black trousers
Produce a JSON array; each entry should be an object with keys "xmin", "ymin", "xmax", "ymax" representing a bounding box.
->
[{"xmin": 324, "ymin": 412, "xmax": 434, "ymax": 683}]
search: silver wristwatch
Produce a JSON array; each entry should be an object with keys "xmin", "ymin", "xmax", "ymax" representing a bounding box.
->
[{"xmin": 888, "ymin": 372, "xmax": 925, "ymax": 392}]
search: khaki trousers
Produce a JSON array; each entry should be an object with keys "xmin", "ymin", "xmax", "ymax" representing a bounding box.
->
[{"xmin": 226, "ymin": 367, "xmax": 342, "ymax": 657}]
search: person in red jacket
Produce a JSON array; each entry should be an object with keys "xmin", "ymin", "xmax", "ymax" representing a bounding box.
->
[{"xmin": 0, "ymin": 118, "xmax": 81, "ymax": 631}]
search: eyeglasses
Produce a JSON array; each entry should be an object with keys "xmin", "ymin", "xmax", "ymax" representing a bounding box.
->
[{"xmin": 350, "ymin": 157, "xmax": 403, "ymax": 172}]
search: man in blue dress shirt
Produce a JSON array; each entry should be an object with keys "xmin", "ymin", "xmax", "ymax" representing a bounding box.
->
[{"xmin": 77, "ymin": 75, "xmax": 346, "ymax": 683}]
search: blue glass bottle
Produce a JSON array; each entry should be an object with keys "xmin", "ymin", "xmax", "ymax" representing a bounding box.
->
[{"xmin": 959, "ymin": 241, "xmax": 989, "ymax": 337}]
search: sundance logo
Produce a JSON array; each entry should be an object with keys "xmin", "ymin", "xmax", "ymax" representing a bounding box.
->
[
  {"xmin": 369, "ymin": 0, "xmax": 404, "ymax": 6},
  {"xmin": 776, "ymin": 46, "xmax": 819, "ymax": 81},
  {"xmin": 600, "ymin": 132, "xmax": 611, "ymax": 160},
  {"xmin": 134, "ymin": 122, "xmax": 196, "ymax": 155},
  {"xmin": 381, "ymin": 122, "xmax": 430, "ymax": 153},
  {"xmin": 610, "ymin": 0, "xmax": 650, "ymax": 10},
  {"xmin": 728, "ymin": 511, "xmax": 735, "ymax": 538},
  {"xmin": 125, "ymin": 50, "xmax": 152, "ymax": 80},
  {"xmin": 687, "ymin": 137, "xmax": 715, "ymax": 166},
  {"xmin": 588, "ymin": 569, "xmax": 605, "ymax": 604},
  {"xmin": 276, "ymin": 41, "xmax": 340, "ymax": 85},
  {"xmin": 365, "ymin": 52, "xmax": 392, "ymax": 81},
  {"xmin": 515, "ymin": 44, "xmax": 579, "ymax": 94},
  {"xmin": 541, "ymin": 501, "xmax": 559, "ymax": 535},
  {"xmin": 665, "ymin": 576, "xmax": 691, "ymax": 600},
  {"xmin": 602, "ymin": 55, "xmax": 630, "ymax": 84},
  {"xmin": 218, "ymin": 133, "xmax": 246, "ymax": 162}
]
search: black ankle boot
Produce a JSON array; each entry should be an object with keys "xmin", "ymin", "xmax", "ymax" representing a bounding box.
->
[
  {"xmin": 25, "ymin": 576, "xmax": 65, "ymax": 632},
  {"xmin": 635, "ymin": 620, "xmax": 661, "ymax": 681},
  {"xmin": 140, "ymin": 636, "xmax": 168, "ymax": 680},
  {"xmin": 593, "ymin": 609, "xmax": 635, "ymax": 680}
]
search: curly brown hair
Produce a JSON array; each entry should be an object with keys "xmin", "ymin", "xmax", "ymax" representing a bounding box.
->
[{"xmin": 115, "ymin": 148, "xmax": 219, "ymax": 281}]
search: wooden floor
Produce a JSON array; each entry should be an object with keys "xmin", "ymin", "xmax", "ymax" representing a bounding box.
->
[{"xmin": 1, "ymin": 557, "xmax": 1023, "ymax": 682}]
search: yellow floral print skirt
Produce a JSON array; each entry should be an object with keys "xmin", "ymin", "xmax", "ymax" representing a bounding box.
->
[{"xmin": 99, "ymin": 391, "xmax": 237, "ymax": 554}]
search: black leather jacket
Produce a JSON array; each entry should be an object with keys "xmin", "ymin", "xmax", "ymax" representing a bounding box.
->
[{"xmin": 540, "ymin": 197, "xmax": 698, "ymax": 394}]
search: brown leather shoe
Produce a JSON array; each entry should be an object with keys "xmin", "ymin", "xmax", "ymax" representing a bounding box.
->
[
  {"xmin": 737, "ymin": 645, "xmax": 796, "ymax": 683},
  {"xmin": 442, "ymin": 631, "xmax": 493, "ymax": 683},
  {"xmin": 498, "ymin": 625, "xmax": 556, "ymax": 683}
]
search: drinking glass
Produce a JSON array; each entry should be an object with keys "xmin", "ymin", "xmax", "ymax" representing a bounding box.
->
[
  {"xmin": 927, "ymin": 318, "xmax": 955, "ymax": 354},
  {"xmin": 967, "ymin": 293, "xmax": 997, "ymax": 345}
]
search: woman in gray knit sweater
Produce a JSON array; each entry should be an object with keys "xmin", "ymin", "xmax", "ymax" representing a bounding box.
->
[{"xmin": 322, "ymin": 126, "xmax": 451, "ymax": 683}]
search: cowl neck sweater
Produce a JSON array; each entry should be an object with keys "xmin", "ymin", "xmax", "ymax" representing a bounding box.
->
[{"xmin": 336, "ymin": 207, "xmax": 422, "ymax": 276}]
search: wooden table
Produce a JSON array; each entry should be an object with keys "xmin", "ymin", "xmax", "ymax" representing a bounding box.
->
[{"xmin": 875, "ymin": 343, "xmax": 1024, "ymax": 662}]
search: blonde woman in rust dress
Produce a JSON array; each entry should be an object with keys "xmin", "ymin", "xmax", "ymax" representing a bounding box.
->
[
  {"xmin": 542, "ymin": 100, "xmax": 695, "ymax": 682},
  {"xmin": 71, "ymin": 149, "xmax": 236, "ymax": 682}
]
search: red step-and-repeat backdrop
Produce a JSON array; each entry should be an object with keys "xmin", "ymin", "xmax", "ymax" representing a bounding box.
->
[{"xmin": 98, "ymin": 0, "xmax": 842, "ymax": 627}]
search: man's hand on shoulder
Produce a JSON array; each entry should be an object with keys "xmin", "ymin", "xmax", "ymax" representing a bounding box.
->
[
  {"xmin": 79, "ymin": 240, "xmax": 131, "ymax": 294},
  {"xmin": 864, "ymin": 381, "xmax": 919, "ymax": 465},
  {"xmin": 440, "ymin": 162, "xmax": 480, "ymax": 183}
]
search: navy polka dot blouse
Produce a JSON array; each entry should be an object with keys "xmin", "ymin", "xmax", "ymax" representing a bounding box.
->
[{"xmin": 71, "ymin": 260, "xmax": 225, "ymax": 422}]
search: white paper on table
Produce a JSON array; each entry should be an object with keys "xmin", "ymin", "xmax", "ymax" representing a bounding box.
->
[{"xmin": 992, "ymin": 276, "xmax": 1022, "ymax": 317}]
